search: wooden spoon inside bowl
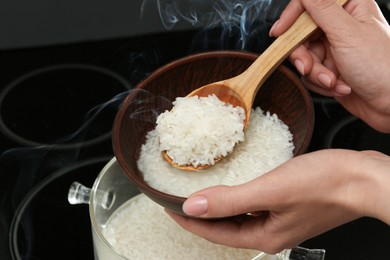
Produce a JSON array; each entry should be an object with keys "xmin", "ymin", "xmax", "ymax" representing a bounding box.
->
[{"xmin": 163, "ymin": 0, "xmax": 348, "ymax": 171}]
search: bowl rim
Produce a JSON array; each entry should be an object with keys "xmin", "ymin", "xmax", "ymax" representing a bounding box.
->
[{"xmin": 113, "ymin": 50, "xmax": 315, "ymax": 203}]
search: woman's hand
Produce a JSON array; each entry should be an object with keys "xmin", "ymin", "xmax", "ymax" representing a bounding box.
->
[
  {"xmin": 166, "ymin": 149, "xmax": 390, "ymax": 254},
  {"xmin": 166, "ymin": 1, "xmax": 390, "ymax": 254},
  {"xmin": 269, "ymin": 0, "xmax": 390, "ymax": 132}
]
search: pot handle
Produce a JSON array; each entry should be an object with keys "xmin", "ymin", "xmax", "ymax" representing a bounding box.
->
[
  {"xmin": 68, "ymin": 181, "xmax": 115, "ymax": 209},
  {"xmin": 285, "ymin": 247, "xmax": 325, "ymax": 260},
  {"xmin": 252, "ymin": 246, "xmax": 325, "ymax": 260},
  {"xmin": 68, "ymin": 181, "xmax": 91, "ymax": 205}
]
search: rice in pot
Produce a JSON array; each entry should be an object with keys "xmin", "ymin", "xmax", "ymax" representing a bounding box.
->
[{"xmin": 102, "ymin": 194, "xmax": 261, "ymax": 260}]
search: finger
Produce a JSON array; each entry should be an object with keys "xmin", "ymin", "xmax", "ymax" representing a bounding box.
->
[
  {"xmin": 302, "ymin": 77, "xmax": 351, "ymax": 97},
  {"xmin": 289, "ymin": 45, "xmax": 314, "ymax": 76},
  {"xmin": 334, "ymin": 78, "xmax": 352, "ymax": 96},
  {"xmin": 165, "ymin": 209, "xmax": 287, "ymax": 253},
  {"xmin": 270, "ymin": 0, "xmax": 353, "ymax": 39},
  {"xmin": 269, "ymin": 0, "xmax": 304, "ymax": 37},
  {"xmin": 307, "ymin": 53, "xmax": 337, "ymax": 89},
  {"xmin": 300, "ymin": 0, "xmax": 352, "ymax": 37},
  {"xmin": 301, "ymin": 77, "xmax": 334, "ymax": 97},
  {"xmin": 289, "ymin": 39, "xmax": 327, "ymax": 77},
  {"xmin": 182, "ymin": 175, "xmax": 280, "ymax": 218},
  {"xmin": 291, "ymin": 37, "xmax": 344, "ymax": 91}
]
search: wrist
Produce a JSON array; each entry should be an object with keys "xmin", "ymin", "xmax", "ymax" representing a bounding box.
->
[
  {"xmin": 342, "ymin": 150, "xmax": 390, "ymax": 224},
  {"xmin": 361, "ymin": 151, "xmax": 390, "ymax": 224}
]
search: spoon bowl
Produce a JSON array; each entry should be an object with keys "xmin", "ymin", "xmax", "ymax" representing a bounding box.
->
[{"xmin": 161, "ymin": 82, "xmax": 247, "ymax": 171}]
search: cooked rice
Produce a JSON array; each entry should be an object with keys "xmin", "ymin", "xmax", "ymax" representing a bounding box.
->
[
  {"xmin": 103, "ymin": 103, "xmax": 293, "ymax": 259},
  {"xmin": 138, "ymin": 106, "xmax": 294, "ymax": 197},
  {"xmin": 102, "ymin": 194, "xmax": 262, "ymax": 260},
  {"xmin": 156, "ymin": 95, "xmax": 246, "ymax": 167}
]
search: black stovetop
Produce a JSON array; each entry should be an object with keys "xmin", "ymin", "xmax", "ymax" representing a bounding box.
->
[{"xmin": 1, "ymin": 8, "xmax": 390, "ymax": 260}]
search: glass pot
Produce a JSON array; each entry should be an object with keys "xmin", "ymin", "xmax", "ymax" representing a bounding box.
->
[
  {"xmin": 68, "ymin": 157, "xmax": 137, "ymax": 259},
  {"xmin": 68, "ymin": 157, "xmax": 325, "ymax": 260}
]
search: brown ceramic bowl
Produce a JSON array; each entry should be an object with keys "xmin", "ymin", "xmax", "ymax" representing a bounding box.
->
[{"xmin": 113, "ymin": 51, "xmax": 315, "ymax": 216}]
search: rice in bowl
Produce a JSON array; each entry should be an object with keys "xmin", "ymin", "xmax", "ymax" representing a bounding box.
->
[
  {"xmin": 138, "ymin": 105, "xmax": 294, "ymax": 197},
  {"xmin": 112, "ymin": 51, "xmax": 315, "ymax": 216}
]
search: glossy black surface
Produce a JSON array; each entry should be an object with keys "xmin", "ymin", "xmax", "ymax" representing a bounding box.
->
[
  {"xmin": 1, "ymin": 6, "xmax": 390, "ymax": 259},
  {"xmin": 0, "ymin": 30, "xmax": 198, "ymax": 260}
]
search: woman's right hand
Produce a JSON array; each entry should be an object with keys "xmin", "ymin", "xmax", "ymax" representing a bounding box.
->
[{"xmin": 269, "ymin": 0, "xmax": 390, "ymax": 133}]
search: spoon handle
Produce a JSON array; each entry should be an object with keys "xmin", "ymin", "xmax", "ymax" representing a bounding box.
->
[{"xmin": 232, "ymin": 0, "xmax": 349, "ymax": 108}]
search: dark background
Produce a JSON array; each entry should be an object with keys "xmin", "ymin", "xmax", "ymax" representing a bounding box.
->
[{"xmin": 1, "ymin": 1, "xmax": 390, "ymax": 259}]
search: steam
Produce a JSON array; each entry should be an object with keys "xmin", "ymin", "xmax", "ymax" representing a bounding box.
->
[
  {"xmin": 141, "ymin": 0, "xmax": 288, "ymax": 50},
  {"xmin": 128, "ymin": 49, "xmax": 160, "ymax": 86},
  {"xmin": 66, "ymin": 91, "xmax": 130, "ymax": 142},
  {"xmin": 0, "ymin": 86, "xmax": 170, "ymax": 259},
  {"xmin": 128, "ymin": 89, "xmax": 172, "ymax": 124},
  {"xmin": 0, "ymin": 88, "xmax": 169, "ymax": 226}
]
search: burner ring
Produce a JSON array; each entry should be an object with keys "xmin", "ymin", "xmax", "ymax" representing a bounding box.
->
[
  {"xmin": 9, "ymin": 156, "xmax": 112, "ymax": 260},
  {"xmin": 0, "ymin": 64, "xmax": 131, "ymax": 150},
  {"xmin": 323, "ymin": 115, "xmax": 358, "ymax": 149},
  {"xmin": 324, "ymin": 115, "xmax": 390, "ymax": 154}
]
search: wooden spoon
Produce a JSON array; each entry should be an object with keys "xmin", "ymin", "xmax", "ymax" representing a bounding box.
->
[{"xmin": 163, "ymin": 0, "xmax": 348, "ymax": 171}]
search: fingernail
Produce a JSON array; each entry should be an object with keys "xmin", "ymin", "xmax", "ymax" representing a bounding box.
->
[
  {"xmin": 294, "ymin": 59, "xmax": 305, "ymax": 75},
  {"xmin": 318, "ymin": 73, "xmax": 332, "ymax": 88},
  {"xmin": 335, "ymin": 84, "xmax": 352, "ymax": 95},
  {"xmin": 269, "ymin": 19, "xmax": 279, "ymax": 37},
  {"xmin": 183, "ymin": 195, "xmax": 208, "ymax": 216}
]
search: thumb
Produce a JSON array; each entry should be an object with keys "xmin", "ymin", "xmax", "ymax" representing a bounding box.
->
[
  {"xmin": 301, "ymin": 0, "xmax": 352, "ymax": 36},
  {"xmin": 270, "ymin": 0, "xmax": 351, "ymax": 38},
  {"xmin": 182, "ymin": 177, "xmax": 274, "ymax": 218}
]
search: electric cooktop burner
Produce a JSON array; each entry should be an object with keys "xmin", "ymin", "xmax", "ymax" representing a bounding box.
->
[{"xmin": 1, "ymin": 8, "xmax": 390, "ymax": 259}]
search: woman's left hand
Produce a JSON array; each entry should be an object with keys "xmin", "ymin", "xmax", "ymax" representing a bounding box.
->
[{"xmin": 166, "ymin": 149, "xmax": 390, "ymax": 254}]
